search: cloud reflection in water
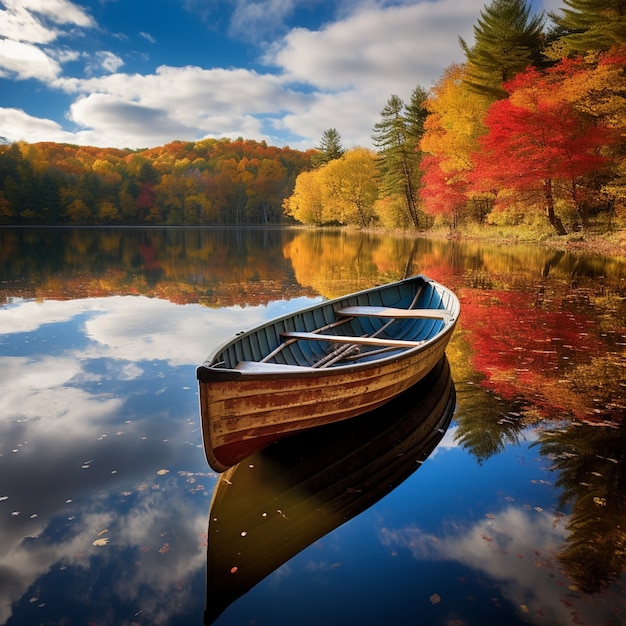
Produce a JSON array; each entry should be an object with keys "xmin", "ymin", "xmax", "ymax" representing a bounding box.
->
[{"xmin": 1, "ymin": 295, "xmax": 310, "ymax": 624}]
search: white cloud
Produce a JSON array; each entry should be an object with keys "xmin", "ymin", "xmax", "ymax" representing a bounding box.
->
[
  {"xmin": 87, "ymin": 50, "xmax": 125, "ymax": 75},
  {"xmin": 0, "ymin": 39, "xmax": 62, "ymax": 81},
  {"xmin": 0, "ymin": 0, "xmax": 485, "ymax": 149},
  {"xmin": 50, "ymin": 65, "xmax": 306, "ymax": 147},
  {"xmin": 269, "ymin": 1, "xmax": 476, "ymax": 92},
  {"xmin": 0, "ymin": 4, "xmax": 58, "ymax": 45},
  {"xmin": 139, "ymin": 31, "xmax": 157, "ymax": 44},
  {"xmin": 14, "ymin": 0, "xmax": 95, "ymax": 28},
  {"xmin": 0, "ymin": 0, "xmax": 94, "ymax": 45}
]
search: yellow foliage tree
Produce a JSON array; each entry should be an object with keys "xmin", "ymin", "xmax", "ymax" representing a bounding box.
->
[
  {"xmin": 321, "ymin": 148, "xmax": 379, "ymax": 227},
  {"xmin": 283, "ymin": 169, "xmax": 325, "ymax": 225},
  {"xmin": 285, "ymin": 148, "xmax": 379, "ymax": 227}
]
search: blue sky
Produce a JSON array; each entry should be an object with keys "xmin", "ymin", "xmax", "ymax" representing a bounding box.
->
[{"xmin": 0, "ymin": 0, "xmax": 562, "ymax": 151}]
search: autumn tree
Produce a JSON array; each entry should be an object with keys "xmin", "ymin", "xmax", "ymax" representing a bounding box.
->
[
  {"xmin": 459, "ymin": 0, "xmax": 545, "ymax": 100},
  {"xmin": 471, "ymin": 64, "xmax": 610, "ymax": 234},
  {"xmin": 283, "ymin": 169, "xmax": 325, "ymax": 225},
  {"xmin": 420, "ymin": 64, "xmax": 490, "ymax": 226},
  {"xmin": 321, "ymin": 148, "xmax": 379, "ymax": 227},
  {"xmin": 285, "ymin": 148, "xmax": 379, "ymax": 227},
  {"xmin": 550, "ymin": 49, "xmax": 626, "ymax": 213}
]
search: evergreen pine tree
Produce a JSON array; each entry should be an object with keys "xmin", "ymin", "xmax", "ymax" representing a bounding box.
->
[
  {"xmin": 312, "ymin": 128, "xmax": 344, "ymax": 167},
  {"xmin": 372, "ymin": 90, "xmax": 426, "ymax": 229},
  {"xmin": 549, "ymin": 0, "xmax": 626, "ymax": 56},
  {"xmin": 459, "ymin": 0, "xmax": 545, "ymax": 100}
]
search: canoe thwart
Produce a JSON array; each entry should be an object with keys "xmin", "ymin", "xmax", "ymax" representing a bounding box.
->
[
  {"xmin": 281, "ymin": 331, "xmax": 424, "ymax": 348},
  {"xmin": 335, "ymin": 305, "xmax": 453, "ymax": 322}
]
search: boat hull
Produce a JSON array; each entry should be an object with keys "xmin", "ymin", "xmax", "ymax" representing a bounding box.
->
[{"xmin": 198, "ymin": 275, "xmax": 459, "ymax": 472}]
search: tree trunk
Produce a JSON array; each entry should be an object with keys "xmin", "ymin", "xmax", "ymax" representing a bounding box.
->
[{"xmin": 543, "ymin": 179, "xmax": 567, "ymax": 235}]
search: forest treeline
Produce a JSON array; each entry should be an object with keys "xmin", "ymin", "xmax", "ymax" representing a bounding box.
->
[
  {"xmin": 0, "ymin": 138, "xmax": 313, "ymax": 225},
  {"xmin": 1, "ymin": 0, "xmax": 625, "ymax": 237}
]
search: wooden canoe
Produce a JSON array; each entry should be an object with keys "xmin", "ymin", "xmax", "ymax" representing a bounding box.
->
[
  {"xmin": 204, "ymin": 356, "xmax": 456, "ymax": 624},
  {"xmin": 197, "ymin": 274, "xmax": 460, "ymax": 472}
]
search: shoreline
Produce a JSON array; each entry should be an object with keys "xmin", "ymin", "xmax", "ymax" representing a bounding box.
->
[{"xmin": 2, "ymin": 222, "xmax": 624, "ymax": 258}]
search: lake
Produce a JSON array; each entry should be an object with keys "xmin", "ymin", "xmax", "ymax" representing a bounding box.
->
[{"xmin": 0, "ymin": 226, "xmax": 624, "ymax": 626}]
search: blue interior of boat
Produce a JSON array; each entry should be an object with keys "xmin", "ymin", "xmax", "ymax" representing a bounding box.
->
[{"xmin": 214, "ymin": 277, "xmax": 452, "ymax": 370}]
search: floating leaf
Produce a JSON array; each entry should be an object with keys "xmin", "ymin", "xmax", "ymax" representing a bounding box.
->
[
  {"xmin": 429, "ymin": 593, "xmax": 441, "ymax": 605},
  {"xmin": 92, "ymin": 538, "xmax": 109, "ymax": 547},
  {"xmin": 97, "ymin": 529, "xmax": 109, "ymax": 536},
  {"xmin": 157, "ymin": 469, "xmax": 169, "ymax": 475}
]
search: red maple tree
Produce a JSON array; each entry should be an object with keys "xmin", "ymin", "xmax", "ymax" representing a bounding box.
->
[{"xmin": 471, "ymin": 64, "xmax": 610, "ymax": 235}]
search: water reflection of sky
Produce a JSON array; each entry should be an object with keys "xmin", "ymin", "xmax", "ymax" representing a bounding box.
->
[
  {"xmin": 0, "ymin": 295, "xmax": 318, "ymax": 625},
  {"xmin": 1, "ymin": 295, "xmax": 624, "ymax": 626}
]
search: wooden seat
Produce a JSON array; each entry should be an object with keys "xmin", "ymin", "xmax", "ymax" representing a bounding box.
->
[
  {"xmin": 335, "ymin": 306, "xmax": 453, "ymax": 321},
  {"xmin": 281, "ymin": 331, "xmax": 423, "ymax": 348}
]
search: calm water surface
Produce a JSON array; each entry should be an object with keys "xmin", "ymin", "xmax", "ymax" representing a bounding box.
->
[{"xmin": 0, "ymin": 227, "xmax": 625, "ymax": 626}]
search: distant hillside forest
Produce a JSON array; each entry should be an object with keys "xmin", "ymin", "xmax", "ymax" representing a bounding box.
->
[
  {"xmin": 0, "ymin": 138, "xmax": 313, "ymax": 226},
  {"xmin": 1, "ymin": 0, "xmax": 626, "ymax": 237}
]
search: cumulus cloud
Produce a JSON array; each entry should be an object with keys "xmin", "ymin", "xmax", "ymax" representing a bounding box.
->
[
  {"xmin": 0, "ymin": 0, "xmax": 485, "ymax": 148},
  {"xmin": 54, "ymin": 65, "xmax": 308, "ymax": 146},
  {"xmin": 0, "ymin": 39, "xmax": 62, "ymax": 81},
  {"xmin": 86, "ymin": 50, "xmax": 125, "ymax": 75},
  {"xmin": 268, "ymin": 1, "xmax": 476, "ymax": 92}
]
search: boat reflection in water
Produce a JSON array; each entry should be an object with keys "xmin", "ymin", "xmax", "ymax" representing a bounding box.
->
[{"xmin": 204, "ymin": 356, "xmax": 456, "ymax": 624}]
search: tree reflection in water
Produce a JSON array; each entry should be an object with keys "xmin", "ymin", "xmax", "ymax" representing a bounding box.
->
[{"xmin": 535, "ymin": 419, "xmax": 626, "ymax": 594}]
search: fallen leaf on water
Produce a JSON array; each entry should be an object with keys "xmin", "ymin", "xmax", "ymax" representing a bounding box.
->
[
  {"xmin": 92, "ymin": 538, "xmax": 109, "ymax": 547},
  {"xmin": 429, "ymin": 593, "xmax": 441, "ymax": 605},
  {"xmin": 157, "ymin": 469, "xmax": 169, "ymax": 475},
  {"xmin": 97, "ymin": 529, "xmax": 109, "ymax": 536}
]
